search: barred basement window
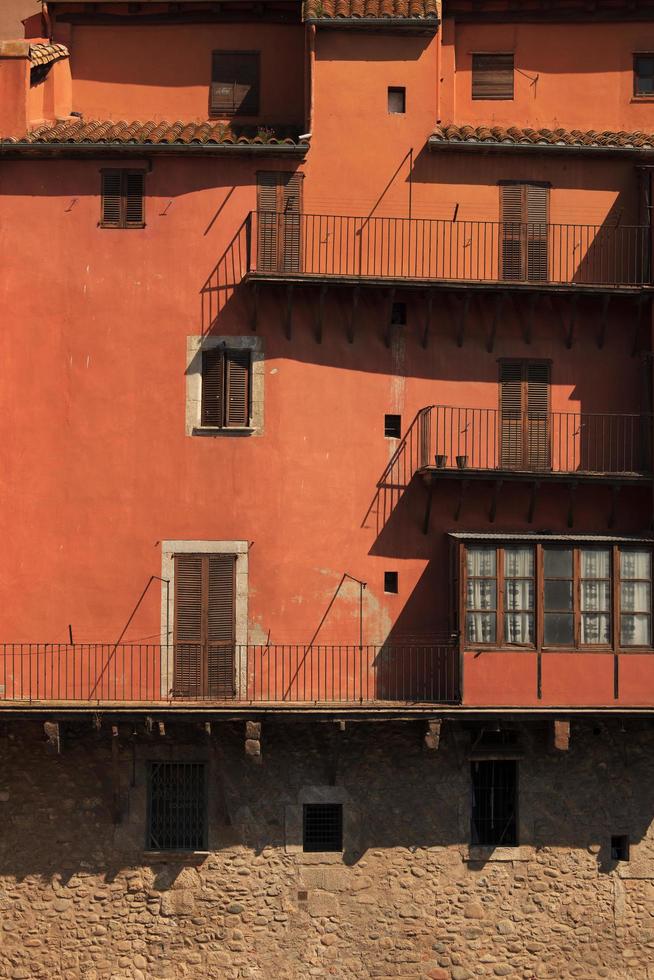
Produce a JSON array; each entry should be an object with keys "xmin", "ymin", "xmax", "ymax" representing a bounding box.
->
[
  {"xmin": 210, "ymin": 51, "xmax": 260, "ymax": 116},
  {"xmin": 471, "ymin": 759, "xmax": 518, "ymax": 846},
  {"xmin": 147, "ymin": 762, "xmax": 207, "ymax": 851},
  {"xmin": 472, "ymin": 53, "xmax": 514, "ymax": 100},
  {"xmin": 100, "ymin": 170, "xmax": 145, "ymax": 228},
  {"xmin": 303, "ymin": 803, "xmax": 343, "ymax": 852},
  {"xmin": 201, "ymin": 348, "xmax": 251, "ymax": 428}
]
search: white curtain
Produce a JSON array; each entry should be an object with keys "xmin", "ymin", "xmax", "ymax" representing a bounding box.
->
[
  {"xmin": 504, "ymin": 547, "xmax": 534, "ymax": 643},
  {"xmin": 581, "ymin": 547, "xmax": 610, "ymax": 578},
  {"xmin": 580, "ymin": 549, "xmax": 611, "ymax": 644},
  {"xmin": 466, "ymin": 547, "xmax": 496, "ymax": 577},
  {"xmin": 467, "ymin": 613, "xmax": 496, "ymax": 643},
  {"xmin": 620, "ymin": 549, "xmax": 652, "ymax": 646}
]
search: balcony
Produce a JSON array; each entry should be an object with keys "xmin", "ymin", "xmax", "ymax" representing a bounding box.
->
[
  {"xmin": 0, "ymin": 643, "xmax": 459, "ymax": 710},
  {"xmin": 245, "ymin": 213, "xmax": 652, "ymax": 292},
  {"xmin": 417, "ymin": 406, "xmax": 652, "ymax": 481}
]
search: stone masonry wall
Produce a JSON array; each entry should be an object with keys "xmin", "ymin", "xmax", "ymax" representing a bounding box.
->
[{"xmin": 0, "ymin": 719, "xmax": 652, "ymax": 979}]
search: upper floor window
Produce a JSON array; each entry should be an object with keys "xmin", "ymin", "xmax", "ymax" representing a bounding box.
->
[
  {"xmin": 210, "ymin": 51, "xmax": 260, "ymax": 116},
  {"xmin": 500, "ymin": 182, "xmax": 549, "ymax": 282},
  {"xmin": 201, "ymin": 348, "xmax": 251, "ymax": 429},
  {"xmin": 472, "ymin": 53, "xmax": 514, "ymax": 100},
  {"xmin": 634, "ymin": 54, "xmax": 654, "ymax": 97},
  {"xmin": 100, "ymin": 170, "xmax": 145, "ymax": 229},
  {"xmin": 463, "ymin": 540, "xmax": 652, "ymax": 650}
]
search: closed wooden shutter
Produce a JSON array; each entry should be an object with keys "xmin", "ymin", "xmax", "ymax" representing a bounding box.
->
[
  {"xmin": 225, "ymin": 350, "xmax": 251, "ymax": 427},
  {"xmin": 210, "ymin": 51, "xmax": 259, "ymax": 116},
  {"xmin": 173, "ymin": 553, "xmax": 236, "ymax": 698},
  {"xmin": 256, "ymin": 171, "xmax": 303, "ymax": 273},
  {"xmin": 101, "ymin": 171, "xmax": 122, "ymax": 227},
  {"xmin": 499, "ymin": 361, "xmax": 551, "ymax": 470},
  {"xmin": 207, "ymin": 555, "xmax": 236, "ymax": 698},
  {"xmin": 500, "ymin": 183, "xmax": 549, "ymax": 282},
  {"xmin": 124, "ymin": 171, "xmax": 145, "ymax": 227},
  {"xmin": 526, "ymin": 362, "xmax": 551, "ymax": 470},
  {"xmin": 173, "ymin": 555, "xmax": 203, "ymax": 697},
  {"xmin": 201, "ymin": 347, "xmax": 225, "ymax": 427},
  {"xmin": 472, "ymin": 53, "xmax": 514, "ymax": 100},
  {"xmin": 500, "ymin": 361, "xmax": 524, "ymax": 469},
  {"xmin": 101, "ymin": 170, "xmax": 144, "ymax": 229}
]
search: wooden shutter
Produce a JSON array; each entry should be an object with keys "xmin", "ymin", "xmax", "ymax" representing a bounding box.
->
[
  {"xmin": 173, "ymin": 555, "xmax": 203, "ymax": 697},
  {"xmin": 124, "ymin": 171, "xmax": 145, "ymax": 227},
  {"xmin": 207, "ymin": 554, "xmax": 236, "ymax": 698},
  {"xmin": 281, "ymin": 172, "xmax": 303, "ymax": 273},
  {"xmin": 500, "ymin": 361, "xmax": 524, "ymax": 469},
  {"xmin": 526, "ymin": 362, "xmax": 551, "ymax": 470},
  {"xmin": 499, "ymin": 361, "xmax": 551, "ymax": 471},
  {"xmin": 501, "ymin": 183, "xmax": 549, "ymax": 282},
  {"xmin": 210, "ymin": 51, "xmax": 259, "ymax": 116},
  {"xmin": 201, "ymin": 348, "xmax": 225, "ymax": 427},
  {"xmin": 257, "ymin": 172, "xmax": 281, "ymax": 272},
  {"xmin": 173, "ymin": 553, "xmax": 236, "ymax": 699},
  {"xmin": 225, "ymin": 350, "xmax": 251, "ymax": 427},
  {"xmin": 525, "ymin": 184, "xmax": 549, "ymax": 282},
  {"xmin": 472, "ymin": 54, "xmax": 514, "ymax": 100},
  {"xmin": 101, "ymin": 171, "xmax": 122, "ymax": 227}
]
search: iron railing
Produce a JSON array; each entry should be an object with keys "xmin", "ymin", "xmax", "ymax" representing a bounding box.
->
[
  {"xmin": 248, "ymin": 212, "xmax": 652, "ymax": 287},
  {"xmin": 0, "ymin": 643, "xmax": 458, "ymax": 705},
  {"xmin": 417, "ymin": 406, "xmax": 652, "ymax": 475}
]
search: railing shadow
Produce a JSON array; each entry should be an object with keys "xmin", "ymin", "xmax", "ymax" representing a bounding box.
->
[{"xmin": 200, "ymin": 215, "xmax": 251, "ymax": 335}]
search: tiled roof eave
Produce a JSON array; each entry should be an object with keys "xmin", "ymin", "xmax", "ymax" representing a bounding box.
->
[
  {"xmin": 0, "ymin": 141, "xmax": 309, "ymax": 157},
  {"xmin": 427, "ymin": 135, "xmax": 654, "ymax": 156},
  {"xmin": 306, "ymin": 15, "xmax": 439, "ymax": 29}
]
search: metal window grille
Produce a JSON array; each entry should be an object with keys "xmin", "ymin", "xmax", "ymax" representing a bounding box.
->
[
  {"xmin": 471, "ymin": 760, "xmax": 517, "ymax": 846},
  {"xmin": 303, "ymin": 803, "xmax": 343, "ymax": 852},
  {"xmin": 147, "ymin": 762, "xmax": 207, "ymax": 851}
]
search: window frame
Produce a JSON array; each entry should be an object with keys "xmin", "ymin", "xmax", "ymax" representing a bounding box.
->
[
  {"xmin": 99, "ymin": 168, "xmax": 145, "ymax": 230},
  {"xmin": 210, "ymin": 49, "xmax": 260, "ymax": 117},
  {"xmin": 633, "ymin": 53, "xmax": 654, "ymax": 98},
  {"xmin": 471, "ymin": 52, "xmax": 515, "ymax": 101},
  {"xmin": 460, "ymin": 540, "xmax": 653, "ymax": 652}
]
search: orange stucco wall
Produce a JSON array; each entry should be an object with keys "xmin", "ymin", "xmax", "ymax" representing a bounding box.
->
[{"xmin": 1, "ymin": 12, "xmax": 654, "ymax": 709}]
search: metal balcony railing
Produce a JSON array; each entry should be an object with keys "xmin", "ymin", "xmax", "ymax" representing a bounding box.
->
[
  {"xmin": 0, "ymin": 643, "xmax": 459, "ymax": 706},
  {"xmin": 417, "ymin": 406, "xmax": 653, "ymax": 475},
  {"xmin": 247, "ymin": 213, "xmax": 652, "ymax": 287}
]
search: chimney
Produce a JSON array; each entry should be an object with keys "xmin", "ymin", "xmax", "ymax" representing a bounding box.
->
[{"xmin": 0, "ymin": 41, "xmax": 30, "ymax": 139}]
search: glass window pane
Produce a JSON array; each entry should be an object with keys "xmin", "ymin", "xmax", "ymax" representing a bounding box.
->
[
  {"xmin": 544, "ymin": 613, "xmax": 574, "ymax": 645},
  {"xmin": 581, "ymin": 613, "xmax": 610, "ymax": 645},
  {"xmin": 620, "ymin": 549, "xmax": 651, "ymax": 580},
  {"xmin": 504, "ymin": 546, "xmax": 534, "ymax": 577},
  {"xmin": 638, "ymin": 57, "xmax": 654, "ymax": 75},
  {"xmin": 581, "ymin": 581, "xmax": 610, "ymax": 612},
  {"xmin": 505, "ymin": 580, "xmax": 534, "ymax": 610},
  {"xmin": 466, "ymin": 579, "xmax": 497, "ymax": 610},
  {"xmin": 466, "ymin": 613, "xmax": 497, "ymax": 644},
  {"xmin": 544, "ymin": 547, "xmax": 572, "ymax": 577},
  {"xmin": 621, "ymin": 581, "xmax": 651, "ymax": 612},
  {"xmin": 581, "ymin": 548, "xmax": 610, "ymax": 579},
  {"xmin": 505, "ymin": 613, "xmax": 534, "ymax": 644},
  {"xmin": 466, "ymin": 546, "xmax": 496, "ymax": 576},
  {"xmin": 621, "ymin": 614, "xmax": 651, "ymax": 646},
  {"xmin": 544, "ymin": 580, "xmax": 573, "ymax": 610},
  {"xmin": 639, "ymin": 76, "xmax": 654, "ymax": 93}
]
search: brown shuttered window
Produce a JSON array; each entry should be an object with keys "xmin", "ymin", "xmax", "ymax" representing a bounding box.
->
[
  {"xmin": 201, "ymin": 348, "xmax": 251, "ymax": 429},
  {"xmin": 173, "ymin": 553, "xmax": 236, "ymax": 698},
  {"xmin": 210, "ymin": 51, "xmax": 260, "ymax": 116},
  {"xmin": 256, "ymin": 171, "xmax": 303, "ymax": 273},
  {"xmin": 499, "ymin": 360, "xmax": 551, "ymax": 471},
  {"xmin": 500, "ymin": 182, "xmax": 549, "ymax": 282},
  {"xmin": 101, "ymin": 170, "xmax": 145, "ymax": 229},
  {"xmin": 472, "ymin": 53, "xmax": 514, "ymax": 100}
]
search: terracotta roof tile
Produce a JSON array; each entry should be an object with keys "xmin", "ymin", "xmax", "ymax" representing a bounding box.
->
[
  {"xmin": 29, "ymin": 43, "xmax": 69, "ymax": 67},
  {"xmin": 430, "ymin": 123, "xmax": 654, "ymax": 151},
  {"xmin": 3, "ymin": 119, "xmax": 306, "ymax": 149},
  {"xmin": 304, "ymin": 0, "xmax": 439, "ymax": 19}
]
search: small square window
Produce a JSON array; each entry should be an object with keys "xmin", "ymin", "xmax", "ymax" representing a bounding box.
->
[
  {"xmin": 391, "ymin": 302, "xmax": 407, "ymax": 325},
  {"xmin": 611, "ymin": 834, "xmax": 630, "ymax": 861},
  {"xmin": 634, "ymin": 55, "xmax": 654, "ymax": 96},
  {"xmin": 388, "ymin": 86, "xmax": 406, "ymax": 113},
  {"xmin": 384, "ymin": 414, "xmax": 401, "ymax": 439},
  {"xmin": 303, "ymin": 803, "xmax": 343, "ymax": 852},
  {"xmin": 384, "ymin": 571, "xmax": 399, "ymax": 594},
  {"xmin": 147, "ymin": 762, "xmax": 207, "ymax": 851}
]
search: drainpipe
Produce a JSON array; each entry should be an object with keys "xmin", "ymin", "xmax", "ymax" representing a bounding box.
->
[{"xmin": 306, "ymin": 24, "xmax": 316, "ymax": 137}]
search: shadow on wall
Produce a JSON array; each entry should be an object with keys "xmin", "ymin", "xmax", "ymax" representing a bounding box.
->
[{"xmin": 2, "ymin": 720, "xmax": 654, "ymax": 885}]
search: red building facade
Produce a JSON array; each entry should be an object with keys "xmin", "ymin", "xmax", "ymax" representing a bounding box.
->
[{"xmin": 1, "ymin": 0, "xmax": 654, "ymax": 715}]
